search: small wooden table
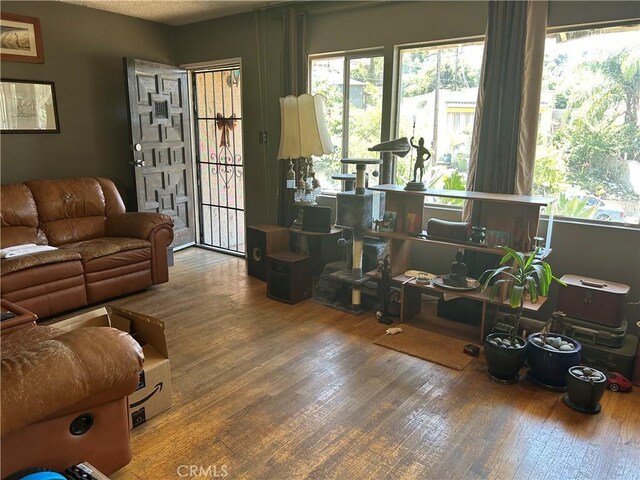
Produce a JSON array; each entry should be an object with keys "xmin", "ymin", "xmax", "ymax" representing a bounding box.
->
[
  {"xmin": 290, "ymin": 226, "xmax": 343, "ymax": 274},
  {"xmin": 1, "ymin": 299, "xmax": 37, "ymax": 334}
]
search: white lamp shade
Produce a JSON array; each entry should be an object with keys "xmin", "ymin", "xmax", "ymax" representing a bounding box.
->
[{"xmin": 277, "ymin": 93, "xmax": 334, "ymax": 159}]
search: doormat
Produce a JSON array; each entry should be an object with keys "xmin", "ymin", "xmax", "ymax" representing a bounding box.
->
[{"xmin": 374, "ymin": 324, "xmax": 474, "ymax": 371}]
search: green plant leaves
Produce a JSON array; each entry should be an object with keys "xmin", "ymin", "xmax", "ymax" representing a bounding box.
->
[
  {"xmin": 509, "ymin": 285, "xmax": 525, "ymax": 309},
  {"xmin": 481, "ymin": 246, "xmax": 562, "ymax": 303}
]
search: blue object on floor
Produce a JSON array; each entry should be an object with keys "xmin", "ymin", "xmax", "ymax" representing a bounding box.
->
[{"xmin": 14, "ymin": 473, "xmax": 66, "ymax": 480}]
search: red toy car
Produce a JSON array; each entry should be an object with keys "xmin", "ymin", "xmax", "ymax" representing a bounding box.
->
[{"xmin": 604, "ymin": 371, "xmax": 633, "ymax": 392}]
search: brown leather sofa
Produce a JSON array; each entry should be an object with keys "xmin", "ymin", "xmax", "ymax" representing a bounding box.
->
[
  {"xmin": 1, "ymin": 177, "xmax": 174, "ymax": 318},
  {"xmin": 0, "ymin": 299, "xmax": 144, "ymax": 477}
]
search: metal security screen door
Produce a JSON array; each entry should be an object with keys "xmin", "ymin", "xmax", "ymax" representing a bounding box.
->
[{"xmin": 194, "ymin": 66, "xmax": 245, "ymax": 254}]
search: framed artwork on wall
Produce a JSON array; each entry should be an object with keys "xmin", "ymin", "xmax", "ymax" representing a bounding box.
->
[
  {"xmin": 0, "ymin": 79, "xmax": 60, "ymax": 133},
  {"xmin": 0, "ymin": 13, "xmax": 44, "ymax": 63}
]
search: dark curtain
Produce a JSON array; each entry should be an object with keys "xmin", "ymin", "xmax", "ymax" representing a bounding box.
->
[
  {"xmin": 467, "ymin": 1, "xmax": 528, "ymax": 196},
  {"xmin": 464, "ymin": 0, "xmax": 548, "ymax": 223},
  {"xmin": 277, "ymin": 8, "xmax": 307, "ymax": 226},
  {"xmin": 463, "ymin": 0, "xmax": 547, "ymax": 274}
]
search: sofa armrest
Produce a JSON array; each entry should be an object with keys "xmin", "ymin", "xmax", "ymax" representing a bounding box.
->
[
  {"xmin": 106, "ymin": 213, "xmax": 174, "ymax": 284},
  {"xmin": 106, "ymin": 212, "xmax": 173, "ymax": 241},
  {"xmin": 1, "ymin": 326, "xmax": 144, "ymax": 436}
]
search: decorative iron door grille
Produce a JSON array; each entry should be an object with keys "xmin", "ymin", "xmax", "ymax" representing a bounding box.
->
[{"xmin": 193, "ymin": 67, "xmax": 245, "ymax": 254}]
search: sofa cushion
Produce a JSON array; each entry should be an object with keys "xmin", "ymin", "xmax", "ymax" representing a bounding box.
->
[
  {"xmin": 1, "ymin": 249, "xmax": 82, "ymax": 276},
  {"xmin": 25, "ymin": 178, "xmax": 126, "ymax": 246},
  {"xmin": 1, "ymin": 266, "xmax": 87, "ymax": 320},
  {"xmin": 60, "ymin": 237, "xmax": 150, "ymax": 262},
  {"xmin": 0, "ymin": 324, "xmax": 62, "ymax": 359},
  {"xmin": 26, "ymin": 178, "xmax": 107, "ymax": 223},
  {"xmin": 0, "ymin": 184, "xmax": 48, "ymax": 248},
  {"xmin": 2, "ymin": 262, "xmax": 85, "ymax": 294}
]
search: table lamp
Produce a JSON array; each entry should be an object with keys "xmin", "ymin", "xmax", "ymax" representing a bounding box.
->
[{"xmin": 277, "ymin": 93, "xmax": 334, "ymax": 227}]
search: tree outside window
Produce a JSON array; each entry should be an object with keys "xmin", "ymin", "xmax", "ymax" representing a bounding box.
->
[{"xmin": 534, "ymin": 24, "xmax": 640, "ymax": 224}]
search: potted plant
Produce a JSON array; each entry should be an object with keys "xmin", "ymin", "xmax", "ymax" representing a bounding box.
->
[
  {"xmin": 480, "ymin": 246, "xmax": 564, "ymax": 383},
  {"xmin": 526, "ymin": 312, "xmax": 581, "ymax": 389},
  {"xmin": 564, "ymin": 365, "xmax": 607, "ymax": 414}
]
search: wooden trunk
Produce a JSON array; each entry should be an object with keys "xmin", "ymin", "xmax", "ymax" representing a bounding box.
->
[{"xmin": 556, "ymin": 274, "xmax": 629, "ymax": 328}]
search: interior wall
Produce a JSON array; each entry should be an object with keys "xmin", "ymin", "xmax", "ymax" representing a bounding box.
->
[
  {"xmin": 0, "ymin": 1, "xmax": 174, "ymax": 204},
  {"xmin": 304, "ymin": 1, "xmax": 488, "ymax": 52},
  {"xmin": 172, "ymin": 9, "xmax": 286, "ymax": 227}
]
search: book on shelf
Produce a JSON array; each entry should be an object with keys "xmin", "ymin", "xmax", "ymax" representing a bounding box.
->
[
  {"xmin": 394, "ymin": 205, "xmax": 405, "ymax": 232},
  {"xmin": 406, "ymin": 212, "xmax": 421, "ymax": 235}
]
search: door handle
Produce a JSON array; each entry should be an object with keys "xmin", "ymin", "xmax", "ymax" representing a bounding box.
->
[{"xmin": 129, "ymin": 159, "xmax": 146, "ymax": 167}]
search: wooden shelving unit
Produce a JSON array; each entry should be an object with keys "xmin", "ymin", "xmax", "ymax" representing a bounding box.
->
[
  {"xmin": 367, "ymin": 184, "xmax": 555, "ymax": 276},
  {"xmin": 396, "ymin": 273, "xmax": 547, "ymax": 343},
  {"xmin": 366, "ymin": 229, "xmax": 508, "ymax": 256},
  {"xmin": 366, "ymin": 185, "xmax": 555, "ymax": 341}
]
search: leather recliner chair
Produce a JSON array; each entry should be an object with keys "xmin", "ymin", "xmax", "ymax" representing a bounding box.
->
[{"xmin": 0, "ymin": 300, "xmax": 144, "ymax": 477}]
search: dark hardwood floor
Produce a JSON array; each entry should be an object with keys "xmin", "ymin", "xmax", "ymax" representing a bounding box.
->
[{"xmin": 95, "ymin": 248, "xmax": 639, "ymax": 480}]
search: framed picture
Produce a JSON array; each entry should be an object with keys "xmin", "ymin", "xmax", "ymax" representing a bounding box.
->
[
  {"xmin": 380, "ymin": 211, "xmax": 396, "ymax": 232},
  {"xmin": 0, "ymin": 79, "xmax": 60, "ymax": 133},
  {"xmin": 0, "ymin": 13, "xmax": 44, "ymax": 63},
  {"xmin": 486, "ymin": 229, "xmax": 511, "ymax": 247}
]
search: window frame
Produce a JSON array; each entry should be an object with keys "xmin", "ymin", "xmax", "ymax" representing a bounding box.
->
[
  {"xmin": 309, "ymin": 48, "xmax": 385, "ymax": 193},
  {"xmin": 306, "ymin": 23, "xmax": 639, "ymax": 229},
  {"xmin": 392, "ymin": 36, "xmax": 485, "ymax": 188}
]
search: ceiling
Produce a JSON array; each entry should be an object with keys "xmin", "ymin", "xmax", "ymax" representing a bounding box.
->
[{"xmin": 58, "ymin": 1, "xmax": 285, "ymax": 26}]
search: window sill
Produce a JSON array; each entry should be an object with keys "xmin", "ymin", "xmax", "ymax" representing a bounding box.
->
[{"xmin": 541, "ymin": 215, "xmax": 640, "ymax": 231}]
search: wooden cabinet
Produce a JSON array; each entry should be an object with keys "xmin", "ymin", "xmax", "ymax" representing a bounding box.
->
[{"xmin": 267, "ymin": 252, "xmax": 312, "ymax": 304}]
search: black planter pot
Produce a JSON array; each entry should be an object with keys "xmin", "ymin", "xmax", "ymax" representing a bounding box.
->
[
  {"xmin": 526, "ymin": 333, "xmax": 582, "ymax": 389},
  {"xmin": 484, "ymin": 333, "xmax": 527, "ymax": 384},
  {"xmin": 564, "ymin": 366, "xmax": 606, "ymax": 414}
]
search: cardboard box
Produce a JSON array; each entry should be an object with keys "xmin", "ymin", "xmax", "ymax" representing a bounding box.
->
[{"xmin": 54, "ymin": 306, "xmax": 172, "ymax": 428}]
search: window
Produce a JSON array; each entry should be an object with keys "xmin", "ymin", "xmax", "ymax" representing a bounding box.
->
[
  {"xmin": 533, "ymin": 24, "xmax": 640, "ymax": 224},
  {"xmin": 396, "ymin": 41, "xmax": 484, "ymax": 197},
  {"xmin": 310, "ymin": 52, "xmax": 384, "ymax": 192}
]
